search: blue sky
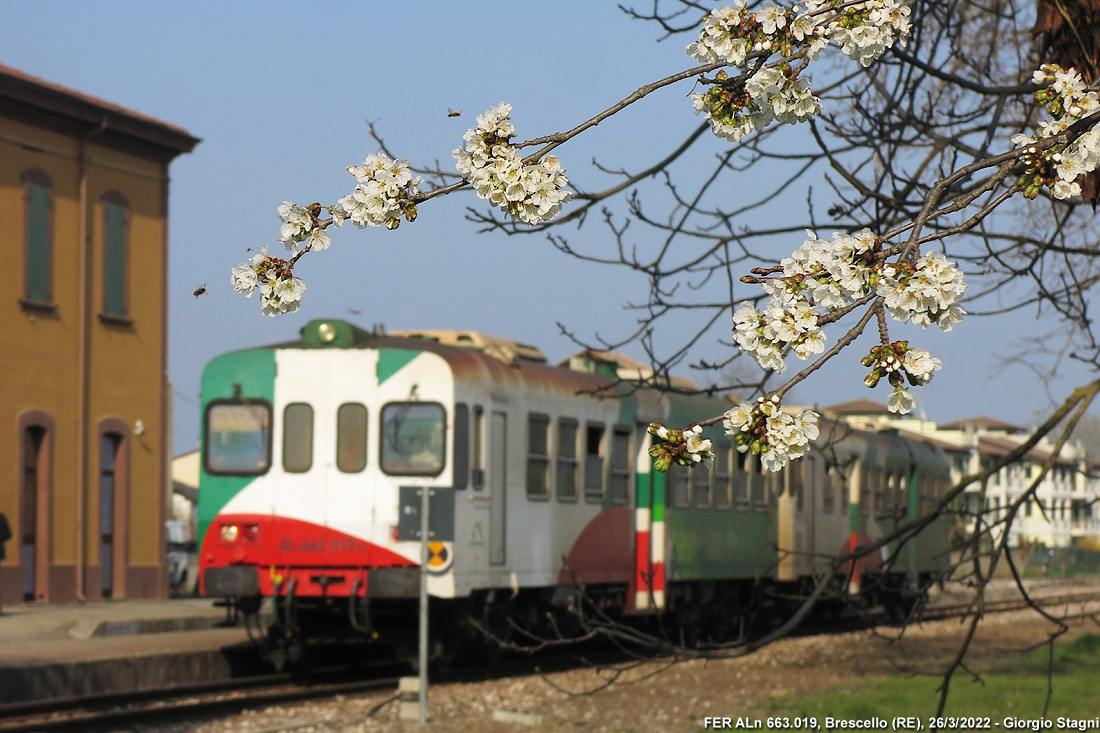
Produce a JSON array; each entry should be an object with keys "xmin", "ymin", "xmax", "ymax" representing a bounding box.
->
[{"xmin": 5, "ymin": 1, "xmax": 1094, "ymax": 453}]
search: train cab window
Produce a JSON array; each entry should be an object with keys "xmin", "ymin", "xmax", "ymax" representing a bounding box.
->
[
  {"xmin": 823, "ymin": 465, "xmax": 836, "ymax": 514},
  {"xmin": 283, "ymin": 403, "xmax": 313, "ymax": 473},
  {"xmin": 692, "ymin": 454, "xmax": 711, "ymax": 509},
  {"xmin": 669, "ymin": 463, "xmax": 690, "ymax": 508},
  {"xmin": 557, "ymin": 419, "xmax": 579, "ymax": 501},
  {"xmin": 205, "ymin": 400, "xmax": 272, "ymax": 475},
  {"xmin": 714, "ymin": 440, "xmax": 732, "ymax": 510},
  {"xmin": 527, "ymin": 413, "xmax": 550, "ymax": 499},
  {"xmin": 336, "ymin": 402, "xmax": 367, "ymax": 473},
  {"xmin": 584, "ymin": 423, "xmax": 605, "ymax": 502},
  {"xmin": 472, "ymin": 406, "xmax": 485, "ymax": 490},
  {"xmin": 453, "ymin": 403, "xmax": 469, "ymax": 490},
  {"xmin": 380, "ymin": 402, "xmax": 446, "ymax": 476},
  {"xmin": 610, "ymin": 426, "xmax": 631, "ymax": 505}
]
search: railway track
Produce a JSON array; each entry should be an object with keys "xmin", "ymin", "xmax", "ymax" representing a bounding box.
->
[
  {"xmin": 4, "ymin": 585, "xmax": 1098, "ymax": 732},
  {"xmin": 0, "ymin": 670, "xmax": 401, "ymax": 733},
  {"xmin": 922, "ymin": 587, "xmax": 1100, "ymax": 621}
]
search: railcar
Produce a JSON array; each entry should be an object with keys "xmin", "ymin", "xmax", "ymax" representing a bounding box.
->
[{"xmin": 197, "ymin": 319, "xmax": 952, "ymax": 665}]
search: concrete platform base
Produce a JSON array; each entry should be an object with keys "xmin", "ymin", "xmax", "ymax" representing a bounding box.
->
[{"xmin": 0, "ymin": 636, "xmax": 263, "ymax": 704}]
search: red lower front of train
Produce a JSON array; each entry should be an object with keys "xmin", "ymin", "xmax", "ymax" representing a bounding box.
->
[{"xmin": 199, "ymin": 513, "xmax": 417, "ymax": 599}]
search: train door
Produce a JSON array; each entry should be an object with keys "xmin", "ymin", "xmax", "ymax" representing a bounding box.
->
[
  {"xmin": 780, "ymin": 454, "xmax": 818, "ymax": 580},
  {"xmin": 489, "ymin": 411, "xmax": 507, "ymax": 566},
  {"xmin": 270, "ymin": 349, "xmax": 376, "ymax": 546},
  {"xmin": 803, "ymin": 453, "xmax": 822, "ymax": 574},
  {"xmin": 321, "ymin": 352, "xmax": 376, "ymax": 545}
]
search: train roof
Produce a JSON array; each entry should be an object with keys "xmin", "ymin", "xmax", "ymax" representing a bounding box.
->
[
  {"xmin": 231, "ymin": 319, "xmax": 724, "ymax": 425},
  {"xmin": 214, "ymin": 319, "xmax": 951, "ymax": 466}
]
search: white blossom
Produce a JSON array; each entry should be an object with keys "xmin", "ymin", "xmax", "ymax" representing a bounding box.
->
[
  {"xmin": 231, "ymin": 263, "xmax": 258, "ymax": 297},
  {"xmin": 888, "ymin": 385, "xmax": 918, "ymax": 414},
  {"xmin": 338, "ymin": 152, "xmax": 421, "ymax": 229},
  {"xmin": 454, "ymin": 104, "xmax": 572, "ymax": 225},
  {"xmin": 303, "ymin": 227, "xmax": 331, "ymax": 252},
  {"xmin": 683, "ymin": 425, "xmax": 716, "ymax": 466},
  {"xmin": 903, "ymin": 346, "xmax": 943, "ymax": 384},
  {"xmin": 877, "ymin": 251, "xmax": 967, "ymax": 330},
  {"xmin": 1019, "ymin": 64, "xmax": 1100, "ymax": 199},
  {"xmin": 686, "ymin": 1, "xmax": 910, "ymax": 142},
  {"xmin": 723, "ymin": 397, "xmax": 818, "ymax": 472}
]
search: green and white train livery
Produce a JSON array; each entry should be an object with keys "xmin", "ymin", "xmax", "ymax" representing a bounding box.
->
[{"xmin": 198, "ymin": 319, "xmax": 952, "ymax": 658}]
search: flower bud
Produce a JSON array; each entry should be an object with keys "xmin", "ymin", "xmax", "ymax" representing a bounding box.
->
[
  {"xmin": 864, "ymin": 372, "xmax": 881, "ymax": 388},
  {"xmin": 386, "ymin": 217, "xmax": 401, "ymax": 230}
]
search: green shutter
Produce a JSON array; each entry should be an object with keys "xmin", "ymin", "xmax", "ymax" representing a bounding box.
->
[
  {"xmin": 104, "ymin": 204, "xmax": 127, "ymax": 316},
  {"xmin": 25, "ymin": 183, "xmax": 51, "ymax": 303}
]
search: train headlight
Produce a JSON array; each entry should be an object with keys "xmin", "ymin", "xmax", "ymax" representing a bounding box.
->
[
  {"xmin": 317, "ymin": 322, "xmax": 337, "ymax": 343},
  {"xmin": 220, "ymin": 524, "xmax": 240, "ymax": 542}
]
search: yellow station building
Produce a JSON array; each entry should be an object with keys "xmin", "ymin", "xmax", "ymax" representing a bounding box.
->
[{"xmin": 0, "ymin": 64, "xmax": 199, "ymax": 603}]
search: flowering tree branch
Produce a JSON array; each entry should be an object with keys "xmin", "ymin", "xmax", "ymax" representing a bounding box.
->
[{"xmin": 231, "ymin": 0, "xmax": 1100, "ymax": 484}]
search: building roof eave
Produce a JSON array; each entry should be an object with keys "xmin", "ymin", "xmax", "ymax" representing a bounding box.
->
[{"xmin": 0, "ymin": 63, "xmax": 200, "ymax": 156}]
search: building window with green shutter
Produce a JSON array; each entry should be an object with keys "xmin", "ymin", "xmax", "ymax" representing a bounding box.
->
[
  {"xmin": 21, "ymin": 170, "xmax": 54, "ymax": 309},
  {"xmin": 100, "ymin": 192, "xmax": 130, "ymax": 320}
]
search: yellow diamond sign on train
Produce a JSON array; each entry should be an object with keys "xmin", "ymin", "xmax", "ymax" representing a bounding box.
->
[{"xmin": 427, "ymin": 541, "xmax": 452, "ymax": 572}]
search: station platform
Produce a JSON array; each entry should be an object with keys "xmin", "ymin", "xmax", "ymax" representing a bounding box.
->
[{"xmin": 0, "ymin": 597, "xmax": 265, "ymax": 704}]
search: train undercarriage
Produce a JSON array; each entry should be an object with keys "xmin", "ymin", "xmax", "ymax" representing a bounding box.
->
[{"xmin": 217, "ymin": 569, "xmax": 934, "ymax": 670}]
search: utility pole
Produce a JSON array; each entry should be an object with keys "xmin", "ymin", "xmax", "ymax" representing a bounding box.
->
[{"xmin": 418, "ymin": 484, "xmax": 430, "ymax": 725}]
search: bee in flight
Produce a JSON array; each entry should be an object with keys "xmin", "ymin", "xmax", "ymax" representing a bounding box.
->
[
  {"xmin": 447, "ymin": 108, "xmax": 461, "ymax": 117},
  {"xmin": 193, "ymin": 284, "xmax": 207, "ymax": 298}
]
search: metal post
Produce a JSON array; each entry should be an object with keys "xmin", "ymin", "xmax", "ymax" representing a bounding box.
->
[{"xmin": 418, "ymin": 485, "xmax": 429, "ymax": 725}]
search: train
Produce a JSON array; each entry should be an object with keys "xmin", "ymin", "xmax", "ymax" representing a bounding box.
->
[{"xmin": 197, "ymin": 318, "xmax": 954, "ymax": 666}]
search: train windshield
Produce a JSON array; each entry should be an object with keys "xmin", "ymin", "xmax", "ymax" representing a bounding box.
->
[
  {"xmin": 205, "ymin": 401, "xmax": 271, "ymax": 475},
  {"xmin": 380, "ymin": 402, "xmax": 445, "ymax": 475}
]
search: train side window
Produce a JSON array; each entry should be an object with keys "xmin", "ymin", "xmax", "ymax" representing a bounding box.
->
[
  {"xmin": 527, "ymin": 413, "xmax": 550, "ymax": 499},
  {"xmin": 714, "ymin": 440, "xmax": 732, "ymax": 509},
  {"xmin": 770, "ymin": 466, "xmax": 785, "ymax": 509},
  {"xmin": 790, "ymin": 459, "xmax": 804, "ymax": 512},
  {"xmin": 283, "ymin": 402, "xmax": 313, "ymax": 473},
  {"xmin": 557, "ymin": 419, "xmax": 579, "ymax": 501},
  {"xmin": 204, "ymin": 400, "xmax": 272, "ymax": 475},
  {"xmin": 823, "ymin": 465, "xmax": 836, "ymax": 514},
  {"xmin": 336, "ymin": 402, "xmax": 367, "ymax": 473},
  {"xmin": 859, "ymin": 464, "xmax": 870, "ymax": 516},
  {"xmin": 472, "ymin": 406, "xmax": 485, "ymax": 490},
  {"xmin": 453, "ymin": 403, "xmax": 469, "ymax": 490},
  {"xmin": 380, "ymin": 402, "xmax": 446, "ymax": 476},
  {"xmin": 920, "ymin": 474, "xmax": 934, "ymax": 516},
  {"xmin": 692, "ymin": 453, "xmax": 711, "ymax": 508},
  {"xmin": 609, "ymin": 426, "xmax": 631, "ymax": 505},
  {"xmin": 869, "ymin": 466, "xmax": 883, "ymax": 514},
  {"xmin": 584, "ymin": 423, "xmax": 605, "ymax": 502},
  {"xmin": 751, "ymin": 456, "xmax": 766, "ymax": 512},
  {"xmin": 734, "ymin": 451, "xmax": 750, "ymax": 511},
  {"xmin": 669, "ymin": 463, "xmax": 690, "ymax": 508}
]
